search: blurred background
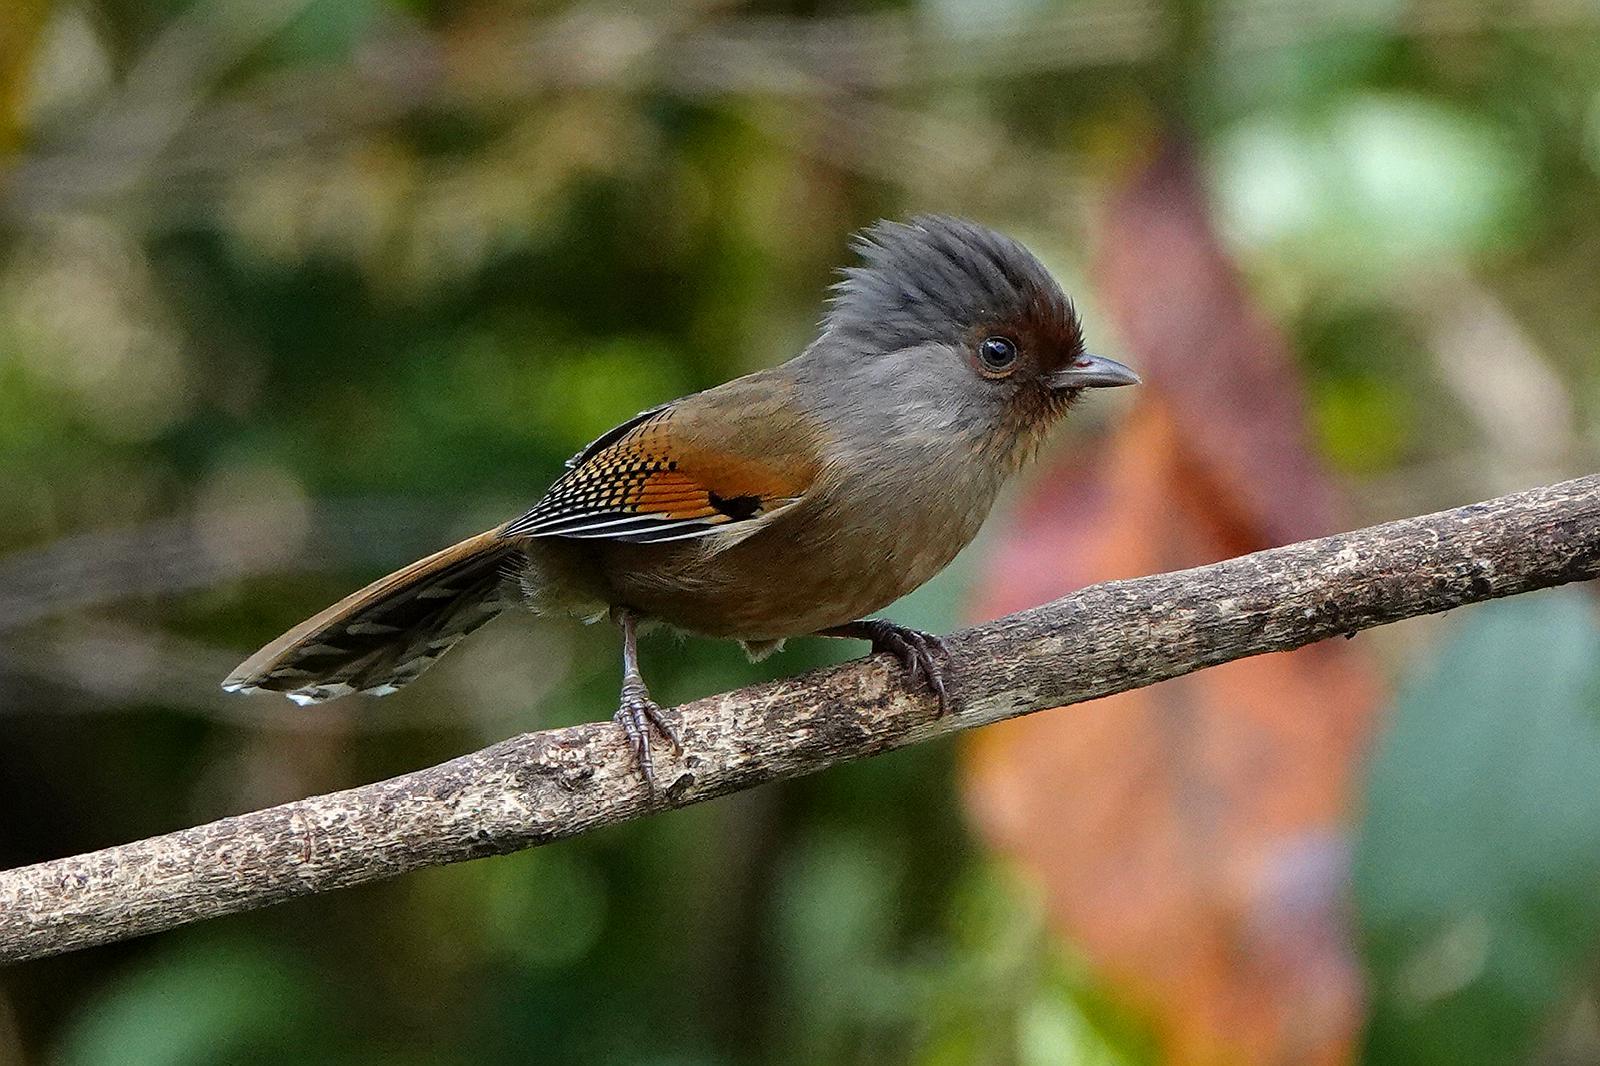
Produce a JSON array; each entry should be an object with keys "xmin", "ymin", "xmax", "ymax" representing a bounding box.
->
[{"xmin": 1, "ymin": 0, "xmax": 1598, "ymax": 1063}]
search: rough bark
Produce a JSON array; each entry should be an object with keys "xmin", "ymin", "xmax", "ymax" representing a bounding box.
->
[{"xmin": 2, "ymin": 475, "xmax": 1597, "ymax": 965}]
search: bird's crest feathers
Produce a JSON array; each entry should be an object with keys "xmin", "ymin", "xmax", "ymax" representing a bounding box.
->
[{"xmin": 825, "ymin": 214, "xmax": 1083, "ymax": 357}]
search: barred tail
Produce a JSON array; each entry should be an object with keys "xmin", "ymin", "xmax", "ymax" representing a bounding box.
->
[{"xmin": 223, "ymin": 528, "xmax": 521, "ymax": 705}]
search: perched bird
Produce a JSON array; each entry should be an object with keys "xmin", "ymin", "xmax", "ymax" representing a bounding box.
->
[{"xmin": 224, "ymin": 216, "xmax": 1139, "ymax": 782}]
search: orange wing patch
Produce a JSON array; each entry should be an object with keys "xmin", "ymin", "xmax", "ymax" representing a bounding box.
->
[{"xmin": 501, "ymin": 406, "xmax": 807, "ymax": 544}]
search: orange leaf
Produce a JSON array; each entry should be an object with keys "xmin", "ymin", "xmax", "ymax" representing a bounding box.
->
[{"xmin": 964, "ymin": 141, "xmax": 1381, "ymax": 1065}]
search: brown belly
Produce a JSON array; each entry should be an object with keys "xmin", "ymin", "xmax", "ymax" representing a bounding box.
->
[{"xmin": 524, "ymin": 486, "xmax": 991, "ymax": 640}]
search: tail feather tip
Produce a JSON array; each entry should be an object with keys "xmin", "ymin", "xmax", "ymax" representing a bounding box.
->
[{"xmin": 223, "ymin": 676, "xmax": 408, "ymax": 704}]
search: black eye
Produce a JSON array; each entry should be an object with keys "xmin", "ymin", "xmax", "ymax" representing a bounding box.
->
[{"xmin": 977, "ymin": 336, "xmax": 1018, "ymax": 372}]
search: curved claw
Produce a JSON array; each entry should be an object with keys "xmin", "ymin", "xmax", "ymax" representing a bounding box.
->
[
  {"xmin": 917, "ymin": 633, "xmax": 954, "ymax": 716},
  {"xmin": 860, "ymin": 621, "xmax": 956, "ymax": 716},
  {"xmin": 898, "ymin": 634, "xmax": 927, "ymax": 687},
  {"xmin": 614, "ymin": 681, "xmax": 682, "ymax": 787}
]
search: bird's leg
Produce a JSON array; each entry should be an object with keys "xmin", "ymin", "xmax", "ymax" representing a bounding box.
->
[
  {"xmin": 612, "ymin": 607, "xmax": 682, "ymax": 786},
  {"xmin": 815, "ymin": 619, "xmax": 955, "ymax": 715}
]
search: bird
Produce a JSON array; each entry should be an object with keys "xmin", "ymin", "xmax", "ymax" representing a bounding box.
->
[{"xmin": 224, "ymin": 215, "xmax": 1140, "ymax": 783}]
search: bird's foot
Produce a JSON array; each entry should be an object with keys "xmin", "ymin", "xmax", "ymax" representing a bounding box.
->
[
  {"xmin": 855, "ymin": 620, "xmax": 956, "ymax": 716},
  {"xmin": 614, "ymin": 678, "xmax": 683, "ymax": 786}
]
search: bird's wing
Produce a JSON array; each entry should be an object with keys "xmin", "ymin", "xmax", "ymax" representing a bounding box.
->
[{"xmin": 500, "ymin": 389, "xmax": 820, "ymax": 545}]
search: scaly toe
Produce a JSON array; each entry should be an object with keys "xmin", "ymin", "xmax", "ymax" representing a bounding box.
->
[
  {"xmin": 613, "ymin": 699, "xmax": 658, "ymax": 786},
  {"xmin": 639, "ymin": 700, "xmax": 683, "ymax": 753},
  {"xmin": 913, "ymin": 633, "xmax": 955, "ymax": 716},
  {"xmin": 894, "ymin": 636, "xmax": 926, "ymax": 687},
  {"xmin": 614, "ymin": 684, "xmax": 684, "ymax": 787},
  {"xmin": 869, "ymin": 623, "xmax": 957, "ymax": 715},
  {"xmin": 924, "ymin": 645, "xmax": 955, "ymax": 716}
]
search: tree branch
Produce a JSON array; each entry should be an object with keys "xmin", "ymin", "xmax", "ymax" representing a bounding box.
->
[{"xmin": 3, "ymin": 475, "xmax": 1597, "ymax": 965}]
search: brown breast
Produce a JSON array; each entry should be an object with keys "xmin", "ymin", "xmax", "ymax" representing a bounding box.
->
[{"xmin": 575, "ymin": 439, "xmax": 1008, "ymax": 640}]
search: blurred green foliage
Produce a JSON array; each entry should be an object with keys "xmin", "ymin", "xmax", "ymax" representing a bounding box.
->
[{"xmin": 1356, "ymin": 592, "xmax": 1600, "ymax": 1066}]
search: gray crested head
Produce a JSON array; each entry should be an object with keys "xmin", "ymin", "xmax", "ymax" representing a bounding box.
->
[
  {"xmin": 794, "ymin": 214, "xmax": 1136, "ymax": 463},
  {"xmin": 822, "ymin": 215, "xmax": 1083, "ymax": 358}
]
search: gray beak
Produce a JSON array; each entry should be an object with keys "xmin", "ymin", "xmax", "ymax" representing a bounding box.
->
[{"xmin": 1048, "ymin": 353, "xmax": 1141, "ymax": 390}]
